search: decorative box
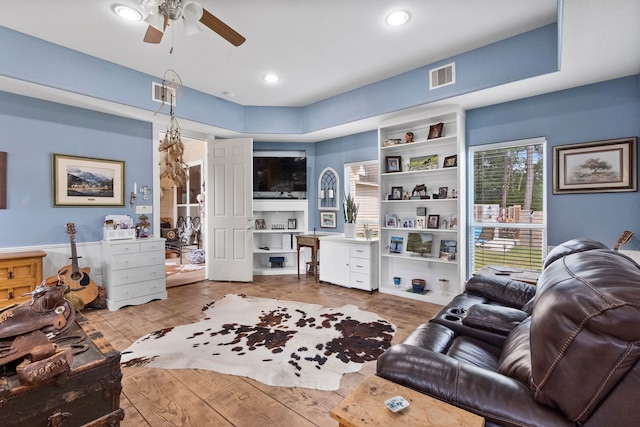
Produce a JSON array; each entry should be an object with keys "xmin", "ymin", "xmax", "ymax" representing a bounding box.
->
[{"xmin": 103, "ymin": 228, "xmax": 136, "ymax": 241}]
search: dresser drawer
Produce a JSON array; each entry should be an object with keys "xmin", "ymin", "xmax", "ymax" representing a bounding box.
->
[
  {"xmin": 108, "ymin": 242, "xmax": 141, "ymax": 256},
  {"xmin": 350, "ymin": 272, "xmax": 371, "ymax": 291},
  {"xmin": 0, "ymin": 259, "xmax": 39, "ymax": 284},
  {"xmin": 110, "ymin": 251, "xmax": 165, "ymax": 270},
  {"xmin": 107, "ymin": 278, "xmax": 166, "ymax": 302},
  {"xmin": 140, "ymin": 240, "xmax": 165, "ymax": 253},
  {"xmin": 350, "ymin": 245, "xmax": 371, "ymax": 260},
  {"xmin": 350, "ymin": 257, "xmax": 371, "ymax": 275},
  {"xmin": 107, "ymin": 264, "xmax": 164, "ymax": 287}
]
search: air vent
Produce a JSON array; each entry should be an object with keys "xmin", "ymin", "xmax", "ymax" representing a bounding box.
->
[
  {"xmin": 429, "ymin": 62, "xmax": 455, "ymax": 90},
  {"xmin": 152, "ymin": 82, "xmax": 176, "ymax": 106}
]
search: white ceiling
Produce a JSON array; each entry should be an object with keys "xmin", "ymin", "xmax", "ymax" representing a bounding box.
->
[{"xmin": 0, "ymin": 0, "xmax": 638, "ymax": 142}]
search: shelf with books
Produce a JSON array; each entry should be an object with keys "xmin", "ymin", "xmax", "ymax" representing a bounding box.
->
[{"xmin": 378, "ymin": 107, "xmax": 466, "ymax": 305}]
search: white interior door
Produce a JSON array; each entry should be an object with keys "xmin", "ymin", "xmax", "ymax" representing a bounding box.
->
[{"xmin": 205, "ymin": 138, "xmax": 253, "ymax": 281}]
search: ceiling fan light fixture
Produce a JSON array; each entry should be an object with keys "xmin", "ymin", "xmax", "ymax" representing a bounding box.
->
[
  {"xmin": 183, "ymin": 19, "xmax": 202, "ymax": 36},
  {"xmin": 144, "ymin": 12, "xmax": 165, "ymax": 31},
  {"xmin": 113, "ymin": 4, "xmax": 143, "ymax": 22},
  {"xmin": 183, "ymin": 2, "xmax": 204, "ymax": 21},
  {"xmin": 385, "ymin": 10, "xmax": 410, "ymax": 27}
]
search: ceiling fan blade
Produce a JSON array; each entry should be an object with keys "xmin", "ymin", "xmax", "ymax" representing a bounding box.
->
[
  {"xmin": 143, "ymin": 13, "xmax": 168, "ymax": 44},
  {"xmin": 200, "ymin": 8, "xmax": 246, "ymax": 47},
  {"xmin": 144, "ymin": 25, "xmax": 164, "ymax": 43}
]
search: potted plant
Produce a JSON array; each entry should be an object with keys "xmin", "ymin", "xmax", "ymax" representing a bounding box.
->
[{"xmin": 343, "ymin": 193, "xmax": 359, "ymax": 238}]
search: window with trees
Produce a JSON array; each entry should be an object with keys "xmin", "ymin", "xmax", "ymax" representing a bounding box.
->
[
  {"xmin": 469, "ymin": 137, "xmax": 546, "ymax": 272},
  {"xmin": 344, "ymin": 161, "xmax": 379, "ymax": 237}
]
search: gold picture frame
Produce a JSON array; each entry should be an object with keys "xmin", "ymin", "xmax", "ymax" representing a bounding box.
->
[{"xmin": 52, "ymin": 154, "xmax": 124, "ymax": 207}]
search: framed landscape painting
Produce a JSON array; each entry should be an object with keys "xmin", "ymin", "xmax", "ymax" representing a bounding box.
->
[
  {"xmin": 52, "ymin": 154, "xmax": 124, "ymax": 207},
  {"xmin": 553, "ymin": 137, "xmax": 637, "ymax": 194}
]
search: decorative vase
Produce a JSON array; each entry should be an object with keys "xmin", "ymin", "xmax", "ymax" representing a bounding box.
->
[{"xmin": 344, "ymin": 222, "xmax": 357, "ymax": 238}]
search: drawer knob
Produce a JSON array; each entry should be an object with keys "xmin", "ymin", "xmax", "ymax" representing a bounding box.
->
[{"xmin": 7, "ymin": 271, "xmax": 14, "ymax": 279}]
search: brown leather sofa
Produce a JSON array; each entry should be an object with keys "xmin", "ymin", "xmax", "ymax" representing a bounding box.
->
[{"xmin": 376, "ymin": 239, "xmax": 640, "ymax": 426}]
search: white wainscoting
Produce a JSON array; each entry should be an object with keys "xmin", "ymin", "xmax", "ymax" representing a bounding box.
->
[{"xmin": 0, "ymin": 242, "xmax": 104, "ymax": 286}]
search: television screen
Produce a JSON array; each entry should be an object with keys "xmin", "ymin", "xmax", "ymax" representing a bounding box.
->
[{"xmin": 253, "ymin": 156, "xmax": 307, "ymax": 198}]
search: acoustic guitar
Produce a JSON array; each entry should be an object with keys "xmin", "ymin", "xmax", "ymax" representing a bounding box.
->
[
  {"xmin": 57, "ymin": 223, "xmax": 99, "ymax": 305},
  {"xmin": 614, "ymin": 230, "xmax": 633, "ymax": 251}
]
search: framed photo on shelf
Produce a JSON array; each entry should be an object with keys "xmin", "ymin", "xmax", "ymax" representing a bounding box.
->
[
  {"xmin": 401, "ymin": 218, "xmax": 415, "ymax": 228},
  {"xmin": 407, "ymin": 232, "xmax": 434, "ymax": 257},
  {"xmin": 385, "ymin": 213, "xmax": 398, "ymax": 227},
  {"xmin": 390, "ymin": 236, "xmax": 404, "ymax": 254},
  {"xmin": 552, "ymin": 137, "xmax": 637, "ymax": 194},
  {"xmin": 438, "ymin": 186, "xmax": 449, "ymax": 199},
  {"xmin": 320, "ymin": 211, "xmax": 337, "ymax": 228},
  {"xmin": 427, "ymin": 122, "xmax": 444, "ymax": 139},
  {"xmin": 439, "ymin": 239, "xmax": 457, "ymax": 261},
  {"xmin": 443, "ymin": 154, "xmax": 457, "ymax": 168},
  {"xmin": 416, "ymin": 217, "xmax": 426, "ymax": 229},
  {"xmin": 52, "ymin": 154, "xmax": 124, "ymax": 207},
  {"xmin": 287, "ymin": 218, "xmax": 297, "ymax": 229},
  {"xmin": 409, "ymin": 154, "xmax": 438, "ymax": 171},
  {"xmin": 416, "ymin": 206, "xmax": 427, "ymax": 217},
  {"xmin": 390, "ymin": 186, "xmax": 403, "ymax": 200},
  {"xmin": 385, "ymin": 156, "xmax": 402, "ymax": 173},
  {"xmin": 255, "ymin": 219, "xmax": 266, "ymax": 229},
  {"xmin": 427, "ymin": 214, "xmax": 440, "ymax": 229}
]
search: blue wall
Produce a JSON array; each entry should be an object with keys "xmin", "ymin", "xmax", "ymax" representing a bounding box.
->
[
  {"xmin": 0, "ymin": 92, "xmax": 153, "ymax": 247},
  {"xmin": 467, "ymin": 75, "xmax": 640, "ymax": 249},
  {"xmin": 1, "ymin": 76, "xmax": 638, "ymax": 249},
  {"xmin": 313, "ymin": 131, "xmax": 378, "ymax": 232}
]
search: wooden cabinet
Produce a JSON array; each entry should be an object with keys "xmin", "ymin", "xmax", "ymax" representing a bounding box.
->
[
  {"xmin": 319, "ymin": 236, "xmax": 379, "ymax": 293},
  {"xmin": 101, "ymin": 238, "xmax": 167, "ymax": 311},
  {"xmin": 253, "ymin": 199, "xmax": 308, "ymax": 275},
  {"xmin": 0, "ymin": 250, "xmax": 46, "ymax": 308},
  {"xmin": 378, "ymin": 107, "xmax": 466, "ymax": 305}
]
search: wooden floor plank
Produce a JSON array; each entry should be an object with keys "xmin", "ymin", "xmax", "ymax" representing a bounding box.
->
[{"xmin": 82, "ymin": 273, "xmax": 443, "ymax": 426}]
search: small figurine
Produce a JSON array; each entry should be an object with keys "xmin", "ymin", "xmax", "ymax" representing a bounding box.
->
[{"xmin": 404, "ymin": 132, "xmax": 414, "ymax": 143}]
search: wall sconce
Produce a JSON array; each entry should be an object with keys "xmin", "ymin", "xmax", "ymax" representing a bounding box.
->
[
  {"xmin": 319, "ymin": 189, "xmax": 325, "ymax": 199},
  {"xmin": 130, "ymin": 182, "xmax": 137, "ymax": 207},
  {"xmin": 328, "ymin": 189, "xmax": 334, "ymax": 199},
  {"xmin": 139, "ymin": 185, "xmax": 152, "ymax": 200}
]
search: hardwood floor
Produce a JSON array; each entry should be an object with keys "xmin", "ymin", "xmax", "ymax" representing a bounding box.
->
[{"xmin": 83, "ymin": 275, "xmax": 443, "ymax": 426}]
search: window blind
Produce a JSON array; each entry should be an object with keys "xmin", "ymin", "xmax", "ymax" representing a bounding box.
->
[{"xmin": 469, "ymin": 138, "xmax": 546, "ymax": 271}]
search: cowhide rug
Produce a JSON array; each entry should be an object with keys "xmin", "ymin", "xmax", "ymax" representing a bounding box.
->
[{"xmin": 121, "ymin": 294, "xmax": 396, "ymax": 390}]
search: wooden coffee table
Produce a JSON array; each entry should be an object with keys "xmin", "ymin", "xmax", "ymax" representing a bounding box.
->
[{"xmin": 330, "ymin": 375, "xmax": 484, "ymax": 427}]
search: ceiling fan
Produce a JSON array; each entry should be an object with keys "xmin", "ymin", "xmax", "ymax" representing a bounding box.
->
[{"xmin": 140, "ymin": 0, "xmax": 245, "ymax": 46}]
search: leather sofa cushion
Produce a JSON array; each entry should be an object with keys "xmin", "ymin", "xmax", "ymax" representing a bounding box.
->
[
  {"xmin": 446, "ymin": 336, "xmax": 502, "ymax": 371},
  {"xmin": 530, "ymin": 250, "xmax": 640, "ymax": 423},
  {"xmin": 465, "ymin": 275, "xmax": 536, "ymax": 308},
  {"xmin": 542, "ymin": 237, "xmax": 609, "ymax": 269},
  {"xmin": 462, "ymin": 304, "xmax": 530, "ymax": 335},
  {"xmin": 497, "ymin": 317, "xmax": 532, "ymax": 386},
  {"xmin": 400, "ymin": 322, "xmax": 455, "ymax": 353}
]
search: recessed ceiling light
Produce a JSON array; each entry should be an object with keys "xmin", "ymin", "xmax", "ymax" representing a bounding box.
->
[
  {"xmin": 112, "ymin": 4, "xmax": 143, "ymax": 22},
  {"xmin": 263, "ymin": 74, "xmax": 280, "ymax": 84},
  {"xmin": 386, "ymin": 10, "xmax": 410, "ymax": 27},
  {"xmin": 222, "ymin": 91, "xmax": 236, "ymax": 98}
]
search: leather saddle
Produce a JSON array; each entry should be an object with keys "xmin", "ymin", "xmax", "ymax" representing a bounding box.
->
[{"xmin": 0, "ymin": 283, "xmax": 76, "ymax": 340}]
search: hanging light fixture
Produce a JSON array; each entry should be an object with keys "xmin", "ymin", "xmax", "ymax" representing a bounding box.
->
[{"xmin": 157, "ymin": 70, "xmax": 188, "ymax": 186}]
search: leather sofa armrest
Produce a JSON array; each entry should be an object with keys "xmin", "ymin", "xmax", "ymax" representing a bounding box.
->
[
  {"xmin": 465, "ymin": 275, "xmax": 536, "ymax": 308},
  {"xmin": 462, "ymin": 305, "xmax": 529, "ymax": 336},
  {"xmin": 376, "ymin": 344, "xmax": 573, "ymax": 427}
]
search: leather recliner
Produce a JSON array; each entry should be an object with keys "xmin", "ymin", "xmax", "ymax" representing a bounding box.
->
[{"xmin": 376, "ymin": 239, "xmax": 640, "ymax": 426}]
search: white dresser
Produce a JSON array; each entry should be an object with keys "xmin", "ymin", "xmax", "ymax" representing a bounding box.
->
[
  {"xmin": 101, "ymin": 238, "xmax": 167, "ymax": 310},
  {"xmin": 319, "ymin": 236, "xmax": 379, "ymax": 293}
]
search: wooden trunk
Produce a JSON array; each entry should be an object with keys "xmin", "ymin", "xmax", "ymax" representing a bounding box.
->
[{"xmin": 0, "ymin": 315, "xmax": 124, "ymax": 426}]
